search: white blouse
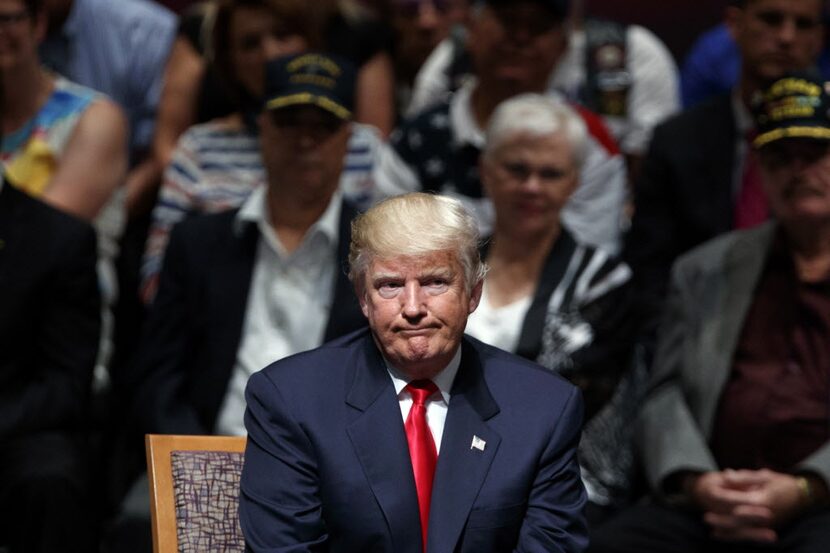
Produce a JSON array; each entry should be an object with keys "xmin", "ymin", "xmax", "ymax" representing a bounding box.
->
[{"xmin": 465, "ymin": 283, "xmax": 533, "ymax": 353}]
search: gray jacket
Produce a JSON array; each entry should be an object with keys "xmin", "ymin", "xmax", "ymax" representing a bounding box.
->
[{"xmin": 638, "ymin": 222, "xmax": 830, "ymax": 497}]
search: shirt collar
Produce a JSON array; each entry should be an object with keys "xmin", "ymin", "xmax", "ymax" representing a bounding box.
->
[
  {"xmin": 386, "ymin": 346, "xmax": 462, "ymax": 406},
  {"xmin": 234, "ymin": 185, "xmax": 342, "ymax": 252},
  {"xmin": 449, "ymin": 78, "xmax": 485, "ymax": 149}
]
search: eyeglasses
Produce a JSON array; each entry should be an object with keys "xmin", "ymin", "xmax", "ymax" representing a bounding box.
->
[{"xmin": 0, "ymin": 10, "xmax": 29, "ymax": 27}]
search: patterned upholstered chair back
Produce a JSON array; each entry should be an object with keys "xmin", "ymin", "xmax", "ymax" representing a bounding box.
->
[{"xmin": 146, "ymin": 435, "xmax": 247, "ymax": 553}]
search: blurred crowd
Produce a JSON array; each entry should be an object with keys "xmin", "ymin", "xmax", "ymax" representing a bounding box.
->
[{"xmin": 1, "ymin": 0, "xmax": 830, "ymax": 551}]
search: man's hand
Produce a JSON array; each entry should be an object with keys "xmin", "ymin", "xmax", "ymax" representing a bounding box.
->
[{"xmin": 686, "ymin": 469, "xmax": 811, "ymax": 543}]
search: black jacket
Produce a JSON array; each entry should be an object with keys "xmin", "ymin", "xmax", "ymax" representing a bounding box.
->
[{"xmin": 130, "ymin": 200, "xmax": 367, "ymax": 435}]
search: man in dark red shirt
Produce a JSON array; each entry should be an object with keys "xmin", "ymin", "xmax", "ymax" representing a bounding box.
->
[{"xmin": 590, "ymin": 73, "xmax": 830, "ymax": 552}]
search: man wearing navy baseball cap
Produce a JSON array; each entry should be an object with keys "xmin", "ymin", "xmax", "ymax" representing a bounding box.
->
[
  {"xmin": 590, "ymin": 72, "xmax": 830, "ymax": 552},
  {"xmin": 131, "ymin": 51, "xmax": 367, "ymax": 448}
]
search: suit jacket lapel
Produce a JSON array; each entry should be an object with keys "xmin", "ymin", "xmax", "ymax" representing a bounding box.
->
[
  {"xmin": 427, "ymin": 339, "xmax": 501, "ymax": 553},
  {"xmin": 345, "ymin": 335, "xmax": 422, "ymax": 553},
  {"xmin": 699, "ymin": 223, "xmax": 775, "ymax": 435},
  {"xmin": 205, "ymin": 217, "xmax": 258, "ymax": 413}
]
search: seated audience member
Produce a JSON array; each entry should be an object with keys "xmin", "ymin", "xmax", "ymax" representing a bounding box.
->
[
  {"xmin": 375, "ymin": 0, "xmax": 626, "ymax": 252},
  {"xmin": 590, "ymin": 73, "xmax": 830, "ymax": 553},
  {"xmin": 0, "ymin": 177, "xmax": 101, "ymax": 552},
  {"xmin": 465, "ymin": 94, "xmax": 639, "ymax": 520},
  {"xmin": 141, "ymin": 0, "xmax": 384, "ymax": 303},
  {"xmin": 407, "ymin": 0, "xmax": 679, "ymax": 177},
  {"xmin": 38, "ymin": 0, "xmax": 175, "ymax": 217},
  {"xmin": 625, "ymin": 0, "xmax": 824, "ymax": 338},
  {"xmin": 0, "ymin": 0, "xmax": 128, "ymax": 383},
  {"xmin": 132, "ymin": 52, "xmax": 367, "ymax": 438},
  {"xmin": 240, "ymin": 192, "xmax": 588, "ymax": 552}
]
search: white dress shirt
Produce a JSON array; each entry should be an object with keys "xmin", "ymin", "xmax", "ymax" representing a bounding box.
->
[
  {"xmin": 214, "ymin": 186, "xmax": 342, "ymax": 436},
  {"xmin": 385, "ymin": 347, "xmax": 461, "ymax": 454}
]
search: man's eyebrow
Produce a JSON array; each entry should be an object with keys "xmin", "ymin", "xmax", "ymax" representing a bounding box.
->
[
  {"xmin": 370, "ymin": 272, "xmax": 401, "ymax": 282},
  {"xmin": 421, "ymin": 268, "xmax": 455, "ymax": 280}
]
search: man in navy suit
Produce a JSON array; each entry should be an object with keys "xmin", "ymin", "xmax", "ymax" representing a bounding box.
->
[{"xmin": 240, "ymin": 192, "xmax": 588, "ymax": 552}]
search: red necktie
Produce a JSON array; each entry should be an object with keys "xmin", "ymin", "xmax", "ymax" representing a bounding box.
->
[
  {"xmin": 405, "ymin": 380, "xmax": 439, "ymax": 552},
  {"xmin": 734, "ymin": 132, "xmax": 769, "ymax": 229}
]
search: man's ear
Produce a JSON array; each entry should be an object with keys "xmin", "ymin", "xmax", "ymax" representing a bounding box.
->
[{"xmin": 468, "ymin": 279, "xmax": 484, "ymax": 314}]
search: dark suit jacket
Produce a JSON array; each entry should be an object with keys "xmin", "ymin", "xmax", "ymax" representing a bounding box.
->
[
  {"xmin": 240, "ymin": 329, "xmax": 587, "ymax": 553},
  {"xmin": 0, "ymin": 183, "xmax": 99, "ymax": 442},
  {"xmin": 130, "ymin": 200, "xmax": 366, "ymax": 436},
  {"xmin": 624, "ymin": 94, "xmax": 736, "ymax": 328}
]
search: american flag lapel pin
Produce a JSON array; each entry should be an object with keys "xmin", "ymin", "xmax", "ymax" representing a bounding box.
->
[{"xmin": 470, "ymin": 435, "xmax": 486, "ymax": 451}]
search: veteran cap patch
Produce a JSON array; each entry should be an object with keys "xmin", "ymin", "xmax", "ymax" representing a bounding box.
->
[
  {"xmin": 753, "ymin": 73, "xmax": 830, "ymax": 148},
  {"xmin": 264, "ymin": 52, "xmax": 356, "ymax": 120}
]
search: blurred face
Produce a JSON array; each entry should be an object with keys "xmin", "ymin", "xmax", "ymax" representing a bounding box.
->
[
  {"xmin": 727, "ymin": 0, "xmax": 822, "ymax": 85},
  {"xmin": 359, "ymin": 251, "xmax": 482, "ymax": 380},
  {"xmin": 230, "ymin": 6, "xmax": 308, "ymax": 98},
  {"xmin": 759, "ymin": 138, "xmax": 830, "ymax": 226},
  {"xmin": 467, "ymin": 2, "xmax": 566, "ymax": 95},
  {"xmin": 259, "ymin": 105, "xmax": 351, "ymax": 205},
  {"xmin": 0, "ymin": 0, "xmax": 44, "ymax": 71},
  {"xmin": 482, "ymin": 131, "xmax": 579, "ymax": 239},
  {"xmin": 391, "ymin": 0, "xmax": 465, "ymax": 78}
]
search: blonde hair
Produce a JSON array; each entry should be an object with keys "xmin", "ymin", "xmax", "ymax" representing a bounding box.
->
[
  {"xmin": 349, "ymin": 193, "xmax": 487, "ymax": 290},
  {"xmin": 483, "ymin": 93, "xmax": 589, "ymax": 167}
]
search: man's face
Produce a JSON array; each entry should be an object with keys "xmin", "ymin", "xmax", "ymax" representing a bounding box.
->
[
  {"xmin": 727, "ymin": 0, "xmax": 823, "ymax": 85},
  {"xmin": 760, "ymin": 138, "xmax": 830, "ymax": 224},
  {"xmin": 358, "ymin": 251, "xmax": 482, "ymax": 380},
  {"xmin": 467, "ymin": 2, "xmax": 567, "ymax": 95},
  {"xmin": 259, "ymin": 105, "xmax": 351, "ymax": 204},
  {"xmin": 481, "ymin": 131, "xmax": 579, "ymax": 238},
  {"xmin": 391, "ymin": 0, "xmax": 462, "ymax": 78}
]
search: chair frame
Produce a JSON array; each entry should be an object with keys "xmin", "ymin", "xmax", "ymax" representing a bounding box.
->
[{"xmin": 145, "ymin": 434, "xmax": 247, "ymax": 553}]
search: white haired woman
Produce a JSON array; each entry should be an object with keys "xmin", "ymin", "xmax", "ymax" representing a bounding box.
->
[{"xmin": 464, "ymin": 93, "xmax": 642, "ymax": 523}]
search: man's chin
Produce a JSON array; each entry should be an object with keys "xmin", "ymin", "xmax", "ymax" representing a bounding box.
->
[{"xmin": 385, "ymin": 340, "xmax": 448, "ymax": 378}]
